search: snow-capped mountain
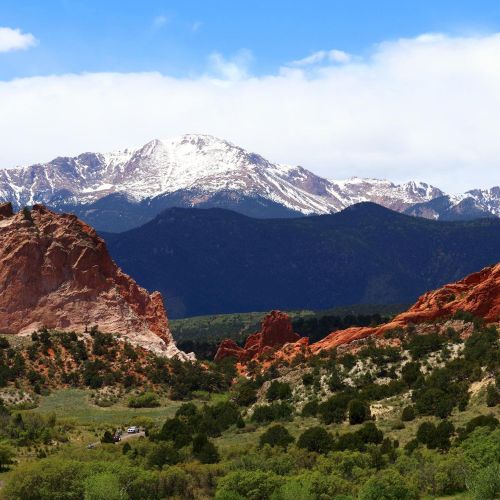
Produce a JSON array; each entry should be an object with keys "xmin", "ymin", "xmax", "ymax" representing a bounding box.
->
[
  {"xmin": 0, "ymin": 134, "xmax": 441, "ymax": 214},
  {"xmin": 0, "ymin": 134, "xmax": 496, "ymax": 231},
  {"xmin": 405, "ymin": 186, "xmax": 500, "ymax": 221}
]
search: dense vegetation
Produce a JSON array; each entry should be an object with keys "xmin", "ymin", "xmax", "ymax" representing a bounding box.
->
[
  {"xmin": 104, "ymin": 203, "xmax": 500, "ymax": 317},
  {"xmin": 0, "ymin": 328, "xmax": 233, "ymax": 401},
  {"xmin": 0, "ymin": 319, "xmax": 497, "ymax": 499}
]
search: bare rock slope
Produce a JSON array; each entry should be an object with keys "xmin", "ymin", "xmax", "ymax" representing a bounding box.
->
[{"xmin": 0, "ymin": 203, "xmax": 192, "ymax": 359}]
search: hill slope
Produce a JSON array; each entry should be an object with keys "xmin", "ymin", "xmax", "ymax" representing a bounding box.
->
[{"xmin": 104, "ymin": 203, "xmax": 500, "ymax": 318}]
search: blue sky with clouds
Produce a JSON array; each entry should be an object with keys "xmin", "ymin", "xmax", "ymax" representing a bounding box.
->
[
  {"xmin": 1, "ymin": 1, "xmax": 500, "ymax": 192},
  {"xmin": 2, "ymin": 0, "xmax": 500, "ymax": 79}
]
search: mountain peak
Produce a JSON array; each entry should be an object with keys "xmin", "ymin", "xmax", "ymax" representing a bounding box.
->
[{"xmin": 0, "ymin": 134, "xmax": 497, "ymax": 230}]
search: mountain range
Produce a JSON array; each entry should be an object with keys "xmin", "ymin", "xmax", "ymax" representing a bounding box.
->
[
  {"xmin": 1, "ymin": 134, "xmax": 498, "ymax": 232},
  {"xmin": 103, "ymin": 203, "xmax": 500, "ymax": 318}
]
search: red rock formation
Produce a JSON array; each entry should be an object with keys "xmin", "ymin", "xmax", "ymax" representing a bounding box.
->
[
  {"xmin": 0, "ymin": 205, "xmax": 192, "ymax": 359},
  {"xmin": 311, "ymin": 263, "xmax": 500, "ymax": 354},
  {"xmin": 214, "ymin": 310, "xmax": 300, "ymax": 362},
  {"xmin": 0, "ymin": 202, "xmax": 13, "ymax": 219},
  {"xmin": 216, "ymin": 264, "xmax": 499, "ymax": 365}
]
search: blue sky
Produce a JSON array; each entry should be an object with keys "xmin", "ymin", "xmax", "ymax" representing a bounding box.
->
[
  {"xmin": 2, "ymin": 0, "xmax": 500, "ymax": 79},
  {"xmin": 1, "ymin": 1, "xmax": 500, "ymax": 192}
]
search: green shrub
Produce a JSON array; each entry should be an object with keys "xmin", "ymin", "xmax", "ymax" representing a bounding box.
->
[
  {"xmin": 459, "ymin": 427, "xmax": 500, "ymax": 470},
  {"xmin": 464, "ymin": 326, "xmax": 499, "ymax": 368},
  {"xmin": 101, "ymin": 430, "xmax": 115, "ymax": 444},
  {"xmin": 359, "ymin": 469, "xmax": 418, "ymax": 500},
  {"xmin": 146, "ymin": 442, "xmax": 180, "ymax": 468},
  {"xmin": 266, "ymin": 381, "xmax": 292, "ymax": 401},
  {"xmin": 463, "ymin": 414, "xmax": 499, "ymax": 438},
  {"xmin": 158, "ymin": 418, "xmax": 192, "ymax": 448},
  {"xmin": 405, "ymin": 332, "xmax": 444, "ymax": 359},
  {"xmin": 318, "ymin": 392, "xmax": 351, "ymax": 424},
  {"xmin": 233, "ymin": 379, "xmax": 258, "ymax": 406},
  {"xmin": 357, "ymin": 422, "xmax": 384, "ymax": 445},
  {"xmin": 335, "ymin": 431, "xmax": 366, "ymax": 452},
  {"xmin": 215, "ymin": 470, "xmax": 282, "ymax": 500},
  {"xmin": 0, "ymin": 442, "xmax": 15, "ymax": 470},
  {"xmin": 128, "ymin": 392, "xmax": 160, "ymax": 408},
  {"xmin": 466, "ymin": 463, "xmax": 500, "ymax": 500},
  {"xmin": 251, "ymin": 403, "xmax": 293, "ymax": 424},
  {"xmin": 301, "ymin": 400, "xmax": 318, "ymax": 417},
  {"xmin": 2, "ymin": 458, "xmax": 85, "ymax": 499},
  {"xmin": 401, "ymin": 406, "xmax": 416, "ymax": 422},
  {"xmin": 84, "ymin": 473, "xmax": 122, "ymax": 500},
  {"xmin": 327, "ymin": 365, "xmax": 345, "ymax": 391},
  {"xmin": 157, "ymin": 466, "xmax": 190, "ymax": 499},
  {"xmin": 348, "ymin": 399, "xmax": 371, "ymax": 425},
  {"xmin": 416, "ymin": 420, "xmax": 454, "ymax": 451},
  {"xmin": 401, "ymin": 362, "xmax": 421, "ymax": 386},
  {"xmin": 486, "ymin": 384, "xmax": 500, "ymax": 407},
  {"xmin": 297, "ymin": 426, "xmax": 334, "ymax": 454},
  {"xmin": 192, "ymin": 434, "xmax": 220, "ymax": 464},
  {"xmin": 259, "ymin": 425, "xmax": 294, "ymax": 449}
]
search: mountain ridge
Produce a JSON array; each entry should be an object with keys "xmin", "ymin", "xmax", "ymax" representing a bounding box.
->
[
  {"xmin": 103, "ymin": 203, "xmax": 500, "ymax": 318},
  {"xmin": 2, "ymin": 134, "xmax": 497, "ymax": 231}
]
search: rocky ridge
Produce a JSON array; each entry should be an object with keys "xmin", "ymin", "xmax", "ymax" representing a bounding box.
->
[
  {"xmin": 0, "ymin": 135, "xmax": 443, "ymax": 216},
  {"xmin": 0, "ymin": 203, "xmax": 192, "ymax": 360},
  {"xmin": 2, "ymin": 134, "xmax": 498, "ymax": 230},
  {"xmin": 313, "ymin": 261, "xmax": 500, "ymax": 353},
  {"xmin": 214, "ymin": 310, "xmax": 300, "ymax": 362},
  {"xmin": 215, "ymin": 263, "xmax": 500, "ymax": 365}
]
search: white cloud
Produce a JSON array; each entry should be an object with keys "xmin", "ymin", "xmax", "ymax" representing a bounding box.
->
[
  {"xmin": 1, "ymin": 33, "xmax": 500, "ymax": 193},
  {"xmin": 152, "ymin": 15, "xmax": 169, "ymax": 31},
  {"xmin": 0, "ymin": 27, "xmax": 37, "ymax": 53},
  {"xmin": 207, "ymin": 49, "xmax": 253, "ymax": 80},
  {"xmin": 290, "ymin": 49, "xmax": 351, "ymax": 66}
]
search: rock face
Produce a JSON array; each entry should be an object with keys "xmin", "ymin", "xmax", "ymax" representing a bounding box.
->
[
  {"xmin": 215, "ymin": 264, "xmax": 499, "ymax": 364},
  {"xmin": 311, "ymin": 262, "xmax": 500, "ymax": 353},
  {"xmin": 395, "ymin": 262, "xmax": 500, "ymax": 323},
  {"xmin": 214, "ymin": 310, "xmax": 300, "ymax": 362},
  {"xmin": 0, "ymin": 204, "xmax": 192, "ymax": 360}
]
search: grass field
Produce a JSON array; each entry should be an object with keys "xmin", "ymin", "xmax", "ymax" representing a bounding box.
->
[{"xmin": 32, "ymin": 388, "xmax": 183, "ymax": 426}]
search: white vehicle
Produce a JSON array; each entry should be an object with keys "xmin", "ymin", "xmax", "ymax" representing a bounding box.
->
[{"xmin": 127, "ymin": 426, "xmax": 139, "ymax": 434}]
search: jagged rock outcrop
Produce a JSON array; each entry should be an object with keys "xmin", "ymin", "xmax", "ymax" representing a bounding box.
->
[
  {"xmin": 214, "ymin": 310, "xmax": 300, "ymax": 362},
  {"xmin": 0, "ymin": 204, "xmax": 193, "ymax": 360},
  {"xmin": 216, "ymin": 264, "xmax": 499, "ymax": 365},
  {"xmin": 311, "ymin": 262, "xmax": 500, "ymax": 353}
]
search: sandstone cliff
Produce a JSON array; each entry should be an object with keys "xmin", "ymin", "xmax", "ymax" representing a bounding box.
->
[
  {"xmin": 311, "ymin": 262, "xmax": 500, "ymax": 353},
  {"xmin": 215, "ymin": 263, "xmax": 499, "ymax": 364},
  {"xmin": 0, "ymin": 203, "xmax": 192, "ymax": 360}
]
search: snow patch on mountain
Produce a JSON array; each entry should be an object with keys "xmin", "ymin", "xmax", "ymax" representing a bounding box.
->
[{"xmin": 0, "ymin": 134, "xmax": 497, "ymax": 220}]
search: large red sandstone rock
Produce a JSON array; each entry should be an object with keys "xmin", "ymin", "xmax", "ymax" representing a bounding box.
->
[
  {"xmin": 311, "ymin": 262, "xmax": 500, "ymax": 354},
  {"xmin": 214, "ymin": 310, "xmax": 300, "ymax": 362},
  {"xmin": 217, "ymin": 264, "xmax": 500, "ymax": 365},
  {"xmin": 0, "ymin": 204, "xmax": 192, "ymax": 359}
]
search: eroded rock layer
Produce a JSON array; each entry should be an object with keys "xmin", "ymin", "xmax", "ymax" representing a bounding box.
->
[
  {"xmin": 215, "ymin": 263, "xmax": 499, "ymax": 365},
  {"xmin": 0, "ymin": 203, "xmax": 192, "ymax": 359},
  {"xmin": 214, "ymin": 310, "xmax": 300, "ymax": 362},
  {"xmin": 311, "ymin": 262, "xmax": 500, "ymax": 353}
]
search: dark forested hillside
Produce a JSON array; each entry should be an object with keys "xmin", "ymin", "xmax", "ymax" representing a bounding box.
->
[{"xmin": 103, "ymin": 203, "xmax": 500, "ymax": 318}]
